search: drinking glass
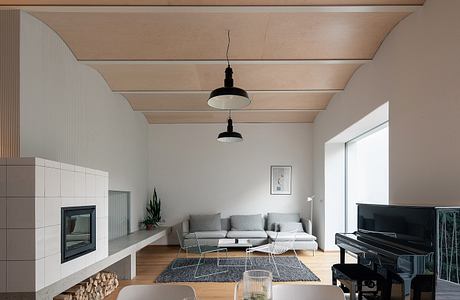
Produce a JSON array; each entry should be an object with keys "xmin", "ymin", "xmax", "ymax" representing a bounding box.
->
[{"xmin": 234, "ymin": 270, "xmax": 273, "ymax": 300}]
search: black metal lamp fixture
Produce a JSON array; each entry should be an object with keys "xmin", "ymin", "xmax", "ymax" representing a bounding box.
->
[
  {"xmin": 208, "ymin": 30, "xmax": 251, "ymax": 110},
  {"xmin": 217, "ymin": 111, "xmax": 243, "ymax": 143}
]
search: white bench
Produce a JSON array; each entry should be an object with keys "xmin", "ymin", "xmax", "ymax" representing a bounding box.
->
[{"xmin": 35, "ymin": 227, "xmax": 170, "ymax": 300}]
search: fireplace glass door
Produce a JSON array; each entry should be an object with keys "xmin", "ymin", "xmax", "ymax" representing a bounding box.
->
[{"xmin": 61, "ymin": 206, "xmax": 96, "ymax": 263}]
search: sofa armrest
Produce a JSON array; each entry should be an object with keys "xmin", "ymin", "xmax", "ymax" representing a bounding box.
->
[
  {"xmin": 301, "ymin": 217, "xmax": 312, "ymax": 235},
  {"xmin": 182, "ymin": 218, "xmax": 190, "ymax": 234}
]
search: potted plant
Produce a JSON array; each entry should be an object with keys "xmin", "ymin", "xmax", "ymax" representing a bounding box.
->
[{"xmin": 142, "ymin": 188, "xmax": 161, "ymax": 230}]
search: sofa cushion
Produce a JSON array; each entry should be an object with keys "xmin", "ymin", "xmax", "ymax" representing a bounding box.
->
[
  {"xmin": 230, "ymin": 214, "xmax": 264, "ymax": 231},
  {"xmin": 266, "ymin": 231, "xmax": 317, "ymax": 241},
  {"xmin": 266, "ymin": 213, "xmax": 300, "ymax": 231},
  {"xmin": 279, "ymin": 222, "xmax": 304, "ymax": 232},
  {"xmin": 227, "ymin": 230, "xmax": 268, "ymax": 238},
  {"xmin": 184, "ymin": 231, "xmax": 227, "ymax": 239},
  {"xmin": 189, "ymin": 213, "xmax": 221, "ymax": 232}
]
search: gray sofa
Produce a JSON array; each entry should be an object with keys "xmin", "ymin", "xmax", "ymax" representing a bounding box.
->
[{"xmin": 180, "ymin": 213, "xmax": 318, "ymax": 253}]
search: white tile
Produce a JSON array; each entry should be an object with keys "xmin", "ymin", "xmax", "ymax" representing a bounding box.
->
[
  {"xmin": 7, "ymin": 197, "xmax": 36, "ymax": 228},
  {"xmin": 35, "ymin": 228, "xmax": 44, "ymax": 259},
  {"xmin": 85, "ymin": 168, "xmax": 98, "ymax": 175},
  {"xmin": 6, "ymin": 166, "xmax": 36, "ymax": 197},
  {"xmin": 45, "ymin": 167, "xmax": 60, "ymax": 197},
  {"xmin": 96, "ymin": 238, "xmax": 109, "ymax": 261},
  {"xmin": 44, "ymin": 197, "xmax": 61, "ymax": 227},
  {"xmin": 44, "ymin": 253, "xmax": 61, "ymax": 286},
  {"xmin": 44, "ymin": 159, "xmax": 60, "ymax": 169},
  {"xmin": 76, "ymin": 251, "xmax": 95, "ymax": 271},
  {"xmin": 95, "ymin": 175, "xmax": 105, "ymax": 197},
  {"xmin": 44, "ymin": 225, "xmax": 60, "ymax": 257},
  {"xmin": 36, "ymin": 197, "xmax": 45, "ymax": 228},
  {"xmin": 7, "ymin": 229, "xmax": 35, "ymax": 260},
  {"xmin": 35, "ymin": 258, "xmax": 44, "ymax": 291},
  {"xmin": 86, "ymin": 197, "xmax": 96, "ymax": 206},
  {"xmin": 97, "ymin": 217, "xmax": 108, "ymax": 240},
  {"xmin": 96, "ymin": 197, "xmax": 108, "ymax": 218},
  {"xmin": 7, "ymin": 260, "xmax": 36, "ymax": 292},
  {"xmin": 75, "ymin": 165, "xmax": 85, "ymax": 173},
  {"xmin": 6, "ymin": 157, "xmax": 44, "ymax": 166},
  {"xmin": 0, "ymin": 166, "xmax": 6, "ymax": 197},
  {"xmin": 61, "ymin": 255, "xmax": 81, "ymax": 278},
  {"xmin": 0, "ymin": 198, "xmax": 5, "ymax": 228},
  {"xmin": 85, "ymin": 174, "xmax": 96, "ymax": 198},
  {"xmin": 61, "ymin": 197, "xmax": 79, "ymax": 207},
  {"xmin": 0, "ymin": 229, "xmax": 5, "ymax": 260},
  {"xmin": 36, "ymin": 158, "xmax": 45, "ymax": 167},
  {"xmin": 75, "ymin": 171, "xmax": 85, "ymax": 198},
  {"xmin": 35, "ymin": 166, "xmax": 45, "ymax": 197},
  {"xmin": 62, "ymin": 251, "xmax": 95, "ymax": 277},
  {"xmin": 94, "ymin": 169, "xmax": 107, "ymax": 177},
  {"xmin": 61, "ymin": 170, "xmax": 75, "ymax": 197},
  {"xmin": 0, "ymin": 261, "xmax": 5, "ymax": 292},
  {"xmin": 60, "ymin": 162, "xmax": 75, "ymax": 171}
]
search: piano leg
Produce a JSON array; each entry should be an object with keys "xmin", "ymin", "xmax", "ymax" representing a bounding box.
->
[
  {"xmin": 349, "ymin": 280, "xmax": 357, "ymax": 300},
  {"xmin": 340, "ymin": 247, "xmax": 345, "ymax": 264},
  {"xmin": 398, "ymin": 273, "xmax": 415, "ymax": 300}
]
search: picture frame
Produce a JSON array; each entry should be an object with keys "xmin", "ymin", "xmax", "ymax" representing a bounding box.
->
[{"xmin": 270, "ymin": 165, "xmax": 292, "ymax": 195}]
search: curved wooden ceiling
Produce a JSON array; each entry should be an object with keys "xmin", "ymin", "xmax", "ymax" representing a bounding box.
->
[
  {"xmin": 4, "ymin": 0, "xmax": 425, "ymax": 123},
  {"xmin": 0, "ymin": 1, "xmax": 425, "ymax": 5}
]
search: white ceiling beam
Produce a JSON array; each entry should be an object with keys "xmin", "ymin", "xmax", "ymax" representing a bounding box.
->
[
  {"xmin": 81, "ymin": 59, "xmax": 370, "ymax": 65},
  {"xmin": 14, "ymin": 5, "xmax": 421, "ymax": 13},
  {"xmin": 117, "ymin": 89, "xmax": 342, "ymax": 94}
]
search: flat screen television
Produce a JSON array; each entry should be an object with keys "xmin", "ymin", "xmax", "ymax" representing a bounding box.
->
[{"xmin": 357, "ymin": 204, "xmax": 436, "ymax": 252}]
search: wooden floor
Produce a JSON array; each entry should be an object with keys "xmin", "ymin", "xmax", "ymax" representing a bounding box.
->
[{"xmin": 105, "ymin": 245, "xmax": 341, "ymax": 300}]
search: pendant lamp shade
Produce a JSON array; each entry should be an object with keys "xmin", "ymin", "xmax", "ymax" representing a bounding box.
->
[
  {"xmin": 208, "ymin": 66, "xmax": 251, "ymax": 110},
  {"xmin": 217, "ymin": 117, "xmax": 243, "ymax": 143}
]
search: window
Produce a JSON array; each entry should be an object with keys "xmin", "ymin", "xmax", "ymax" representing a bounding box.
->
[{"xmin": 345, "ymin": 123, "xmax": 389, "ymax": 232}]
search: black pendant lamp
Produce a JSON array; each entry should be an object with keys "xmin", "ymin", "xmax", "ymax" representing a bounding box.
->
[
  {"xmin": 208, "ymin": 31, "xmax": 251, "ymax": 110},
  {"xmin": 217, "ymin": 111, "xmax": 243, "ymax": 143}
]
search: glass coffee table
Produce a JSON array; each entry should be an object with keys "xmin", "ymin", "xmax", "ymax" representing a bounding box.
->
[{"xmin": 218, "ymin": 238, "xmax": 252, "ymax": 248}]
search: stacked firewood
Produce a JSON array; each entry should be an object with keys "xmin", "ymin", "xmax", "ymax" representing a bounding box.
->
[{"xmin": 54, "ymin": 271, "xmax": 119, "ymax": 300}]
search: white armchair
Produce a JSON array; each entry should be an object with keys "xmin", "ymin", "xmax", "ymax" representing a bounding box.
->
[{"xmin": 245, "ymin": 230, "xmax": 304, "ymax": 277}]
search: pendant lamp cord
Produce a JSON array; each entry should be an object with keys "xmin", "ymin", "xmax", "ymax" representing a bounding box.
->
[
  {"xmin": 228, "ymin": 110, "xmax": 232, "ymax": 119},
  {"xmin": 226, "ymin": 30, "xmax": 231, "ymax": 67}
]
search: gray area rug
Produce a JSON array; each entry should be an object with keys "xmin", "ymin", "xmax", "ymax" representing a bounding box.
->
[{"xmin": 155, "ymin": 256, "xmax": 320, "ymax": 283}]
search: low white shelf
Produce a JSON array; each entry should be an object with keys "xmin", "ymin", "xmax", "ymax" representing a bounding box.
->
[{"xmin": 34, "ymin": 227, "xmax": 170, "ymax": 300}]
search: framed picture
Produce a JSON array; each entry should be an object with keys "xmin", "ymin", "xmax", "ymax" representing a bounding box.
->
[{"xmin": 270, "ymin": 165, "xmax": 292, "ymax": 195}]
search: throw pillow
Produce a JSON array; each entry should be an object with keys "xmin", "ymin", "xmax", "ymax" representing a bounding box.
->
[
  {"xmin": 189, "ymin": 213, "xmax": 222, "ymax": 232},
  {"xmin": 230, "ymin": 214, "xmax": 264, "ymax": 231},
  {"xmin": 279, "ymin": 222, "xmax": 304, "ymax": 232}
]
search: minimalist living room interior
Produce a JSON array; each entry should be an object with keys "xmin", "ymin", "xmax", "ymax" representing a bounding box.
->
[{"xmin": 1, "ymin": 0, "xmax": 460, "ymax": 299}]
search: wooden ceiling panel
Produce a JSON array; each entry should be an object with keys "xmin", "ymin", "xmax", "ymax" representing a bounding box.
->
[
  {"xmin": 7, "ymin": 1, "xmax": 423, "ymax": 124},
  {"xmin": 0, "ymin": 1, "xmax": 426, "ymax": 5},
  {"xmin": 91, "ymin": 63, "xmax": 362, "ymax": 91},
  {"xmin": 144, "ymin": 110, "xmax": 318, "ymax": 123},
  {"xmin": 124, "ymin": 91, "xmax": 335, "ymax": 111},
  {"xmin": 30, "ymin": 11, "xmax": 410, "ymax": 60}
]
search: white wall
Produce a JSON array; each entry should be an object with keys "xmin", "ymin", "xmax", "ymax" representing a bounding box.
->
[
  {"xmin": 313, "ymin": 0, "xmax": 460, "ymax": 250},
  {"xmin": 19, "ymin": 12, "xmax": 149, "ymax": 231},
  {"xmin": 149, "ymin": 123, "xmax": 313, "ymax": 227}
]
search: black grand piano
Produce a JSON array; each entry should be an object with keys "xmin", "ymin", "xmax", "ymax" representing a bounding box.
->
[{"xmin": 335, "ymin": 204, "xmax": 460, "ymax": 300}]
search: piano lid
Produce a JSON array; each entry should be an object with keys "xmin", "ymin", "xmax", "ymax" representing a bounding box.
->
[{"xmin": 357, "ymin": 204, "xmax": 436, "ymax": 253}]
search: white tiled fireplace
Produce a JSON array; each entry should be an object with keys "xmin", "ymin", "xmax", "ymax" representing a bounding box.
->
[{"xmin": 0, "ymin": 157, "xmax": 108, "ymax": 293}]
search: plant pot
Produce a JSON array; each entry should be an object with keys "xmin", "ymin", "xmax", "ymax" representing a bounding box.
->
[{"xmin": 146, "ymin": 224, "xmax": 155, "ymax": 230}]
